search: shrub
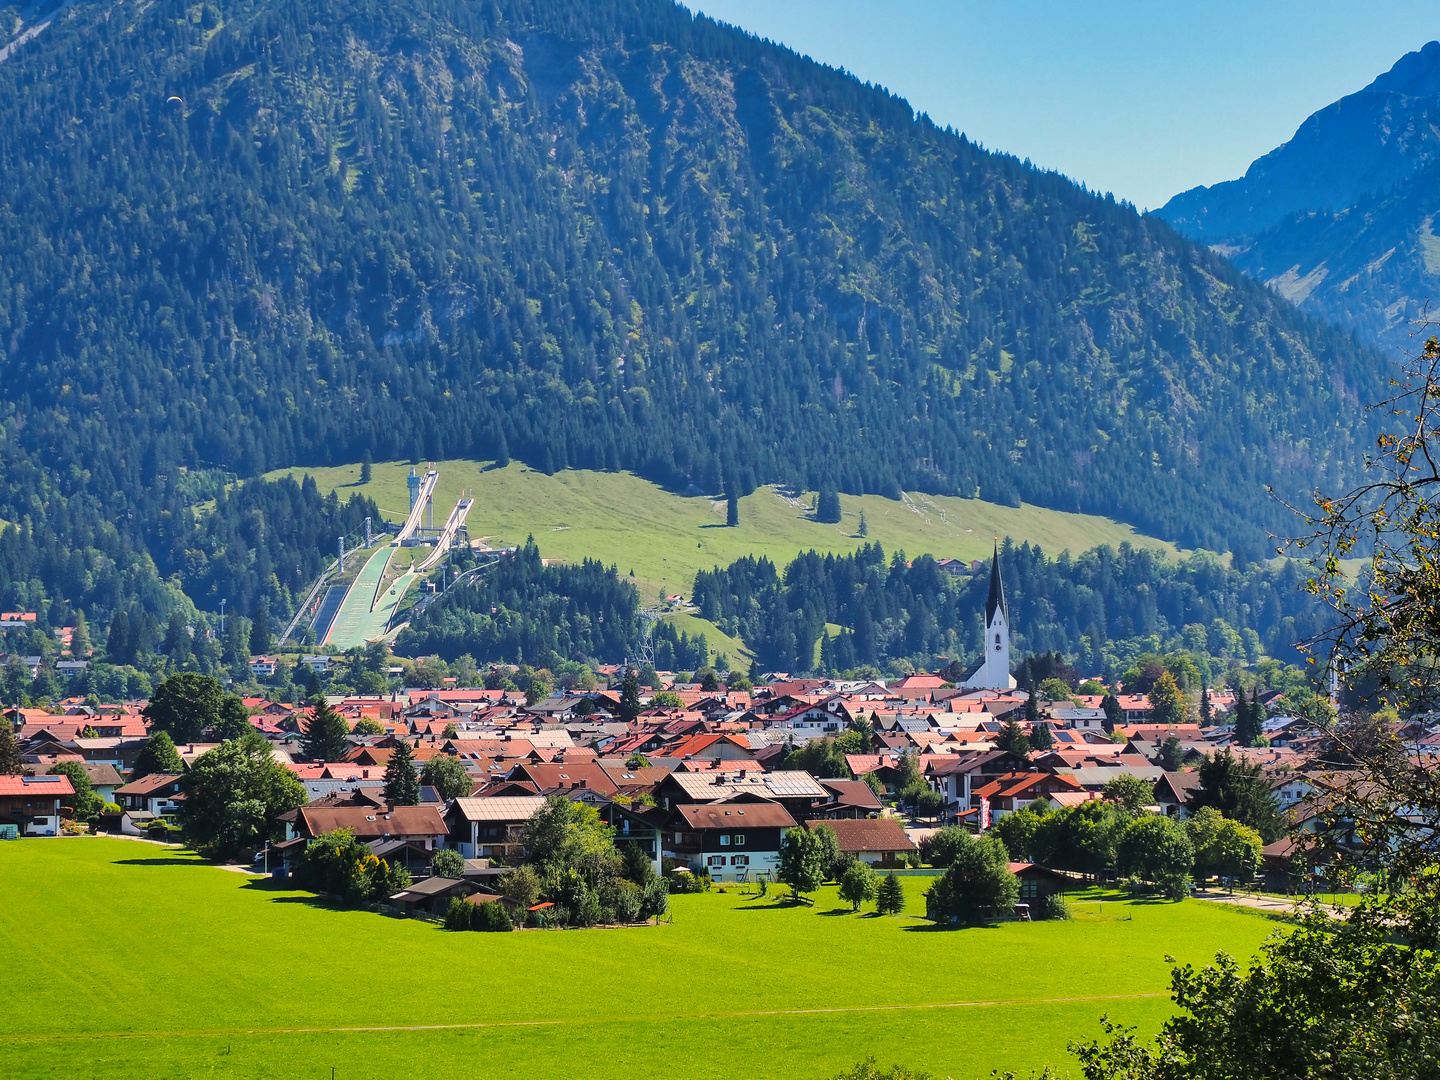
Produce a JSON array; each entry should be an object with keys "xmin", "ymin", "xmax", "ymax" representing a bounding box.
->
[
  {"xmin": 431, "ymin": 848, "xmax": 465, "ymax": 878},
  {"xmin": 1041, "ymin": 893, "xmax": 1072, "ymax": 921},
  {"xmin": 444, "ymin": 896, "xmax": 474, "ymax": 931},
  {"xmin": 668, "ymin": 868, "xmax": 700, "ymax": 893},
  {"xmin": 296, "ymin": 828, "xmax": 411, "ymax": 906},
  {"xmin": 474, "ymin": 900, "xmax": 513, "ymax": 932},
  {"xmin": 613, "ymin": 880, "xmax": 643, "ymax": 923},
  {"xmin": 499, "ymin": 864, "xmax": 542, "ymax": 909}
]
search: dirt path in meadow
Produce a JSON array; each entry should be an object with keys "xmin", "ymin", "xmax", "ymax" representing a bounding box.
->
[{"xmin": 0, "ymin": 992, "xmax": 1172, "ymax": 1043}]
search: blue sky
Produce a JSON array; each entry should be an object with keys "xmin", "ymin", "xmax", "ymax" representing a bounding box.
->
[{"xmin": 688, "ymin": 1, "xmax": 1438, "ymax": 210}]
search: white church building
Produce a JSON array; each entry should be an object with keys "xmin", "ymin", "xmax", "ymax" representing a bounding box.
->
[{"xmin": 964, "ymin": 545, "xmax": 1018, "ymax": 690}]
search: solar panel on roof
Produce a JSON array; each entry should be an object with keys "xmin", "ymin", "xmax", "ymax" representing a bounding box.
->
[{"xmin": 24, "ymin": 776, "xmax": 61, "ymax": 784}]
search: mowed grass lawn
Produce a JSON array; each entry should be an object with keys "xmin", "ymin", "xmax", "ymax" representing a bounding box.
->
[
  {"xmin": 0, "ymin": 840, "xmax": 1278, "ymax": 1080},
  {"xmin": 266, "ymin": 460, "xmax": 1181, "ymax": 605}
]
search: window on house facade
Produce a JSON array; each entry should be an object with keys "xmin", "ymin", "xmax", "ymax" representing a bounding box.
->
[
  {"xmin": 1020, "ymin": 880, "xmax": 1038, "ymax": 899},
  {"xmin": 707, "ymin": 855, "xmax": 726, "ymax": 868},
  {"xmin": 731, "ymin": 855, "xmax": 749, "ymax": 867},
  {"xmin": 732, "ymin": 834, "xmax": 745, "ymax": 846},
  {"xmin": 719, "ymin": 834, "xmax": 730, "ymax": 846}
]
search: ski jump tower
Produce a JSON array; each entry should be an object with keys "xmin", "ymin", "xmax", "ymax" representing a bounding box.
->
[{"xmin": 408, "ymin": 466, "xmax": 437, "ymax": 531}]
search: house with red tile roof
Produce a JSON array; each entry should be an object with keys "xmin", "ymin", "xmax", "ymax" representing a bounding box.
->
[
  {"xmin": 971, "ymin": 771, "xmax": 1086, "ymax": 820},
  {"xmin": 667, "ymin": 732, "xmax": 756, "ymax": 763},
  {"xmin": 0, "ymin": 773, "xmax": 74, "ymax": 835}
]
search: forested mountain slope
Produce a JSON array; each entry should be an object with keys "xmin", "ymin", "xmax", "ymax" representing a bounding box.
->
[
  {"xmin": 0, "ymin": 0, "xmax": 1388, "ymax": 634},
  {"xmin": 1158, "ymin": 41, "xmax": 1440, "ymax": 354}
]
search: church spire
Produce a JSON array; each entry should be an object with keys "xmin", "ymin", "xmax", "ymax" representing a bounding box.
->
[{"xmin": 984, "ymin": 541, "xmax": 1007, "ymax": 626}]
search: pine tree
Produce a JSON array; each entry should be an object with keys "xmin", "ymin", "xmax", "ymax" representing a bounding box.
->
[
  {"xmin": 1030, "ymin": 720, "xmax": 1053, "ymax": 751},
  {"xmin": 815, "ymin": 488, "xmax": 842, "ymax": 524},
  {"xmin": 996, "ymin": 718, "xmax": 1030, "ymax": 757},
  {"xmin": 0, "ymin": 718, "xmax": 22, "ymax": 774},
  {"xmin": 857, "ymin": 510, "xmax": 868, "ymax": 538},
  {"xmin": 106, "ymin": 609, "xmax": 133, "ymax": 665},
  {"xmin": 1234, "ymin": 688, "xmax": 1265, "ymax": 746},
  {"xmin": 360, "ymin": 453, "xmax": 372, "ymax": 484},
  {"xmin": 1101, "ymin": 693, "xmax": 1124, "ymax": 733},
  {"xmin": 875, "ymin": 871, "xmax": 906, "ymax": 915},
  {"xmin": 70, "ymin": 612, "xmax": 92, "ymax": 659},
  {"xmin": 619, "ymin": 668, "xmax": 642, "ymax": 724},
  {"xmin": 249, "ymin": 599, "xmax": 272, "ymax": 656},
  {"xmin": 384, "ymin": 739, "xmax": 421, "ymax": 806},
  {"xmin": 726, "ymin": 490, "xmax": 739, "ymax": 527},
  {"xmin": 300, "ymin": 697, "xmax": 351, "ymax": 763},
  {"xmin": 1199, "ymin": 684, "xmax": 1213, "ymax": 725}
]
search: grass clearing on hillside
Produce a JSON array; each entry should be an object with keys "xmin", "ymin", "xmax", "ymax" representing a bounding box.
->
[
  {"xmin": 0, "ymin": 839, "xmax": 1276, "ymax": 1080},
  {"xmin": 265, "ymin": 461, "xmax": 1180, "ymax": 602},
  {"xmin": 662, "ymin": 611, "xmax": 755, "ymax": 665}
]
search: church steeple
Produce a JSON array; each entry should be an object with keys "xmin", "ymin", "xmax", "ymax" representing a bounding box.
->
[
  {"xmin": 984, "ymin": 542, "xmax": 1007, "ymax": 627},
  {"xmin": 964, "ymin": 541, "xmax": 1015, "ymax": 690}
]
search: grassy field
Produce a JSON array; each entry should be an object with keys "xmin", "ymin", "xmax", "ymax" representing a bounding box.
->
[
  {"xmin": 266, "ymin": 460, "xmax": 1181, "ymax": 603},
  {"xmin": 0, "ymin": 839, "xmax": 1279, "ymax": 1080}
]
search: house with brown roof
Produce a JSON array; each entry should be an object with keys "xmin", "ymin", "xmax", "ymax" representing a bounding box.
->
[
  {"xmin": 1153, "ymin": 771, "xmax": 1203, "ymax": 818},
  {"xmin": 667, "ymin": 732, "xmax": 757, "ymax": 763},
  {"xmin": 286, "ymin": 805, "xmax": 448, "ymax": 848},
  {"xmin": 502, "ymin": 761, "xmax": 619, "ymax": 796},
  {"xmin": 0, "ymin": 773, "xmax": 74, "ymax": 835},
  {"xmin": 812, "ymin": 779, "xmax": 883, "ymax": 819},
  {"xmin": 114, "ymin": 774, "xmax": 185, "ymax": 816},
  {"xmin": 446, "ymin": 796, "xmax": 548, "ymax": 859},
  {"xmin": 806, "ymin": 817, "xmax": 916, "ymax": 867},
  {"xmin": 1010, "ymin": 862, "xmax": 1070, "ymax": 911},
  {"xmin": 666, "ymin": 799, "xmax": 797, "ymax": 883},
  {"xmin": 389, "ymin": 876, "xmax": 477, "ymax": 915}
]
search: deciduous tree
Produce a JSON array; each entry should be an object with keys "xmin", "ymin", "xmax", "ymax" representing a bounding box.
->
[
  {"xmin": 211, "ymin": 694, "xmax": 253, "ymax": 741},
  {"xmin": 1103, "ymin": 774, "xmax": 1155, "ymax": 814},
  {"xmin": 143, "ymin": 672, "xmax": 223, "ymax": 744},
  {"xmin": 420, "ymin": 754, "xmax": 472, "ymax": 800},
  {"xmin": 924, "ymin": 833, "xmax": 1017, "ymax": 924},
  {"xmin": 132, "ymin": 730, "xmax": 183, "ymax": 779},
  {"xmin": 839, "ymin": 860, "xmax": 877, "ymax": 911},
  {"xmin": 778, "ymin": 826, "xmax": 826, "ymax": 900},
  {"xmin": 179, "ymin": 733, "xmax": 306, "ymax": 857},
  {"xmin": 50, "ymin": 761, "xmax": 103, "ymax": 819},
  {"xmin": 1147, "ymin": 671, "xmax": 1186, "ymax": 727},
  {"xmin": 1115, "ymin": 815, "xmax": 1193, "ymax": 899}
]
